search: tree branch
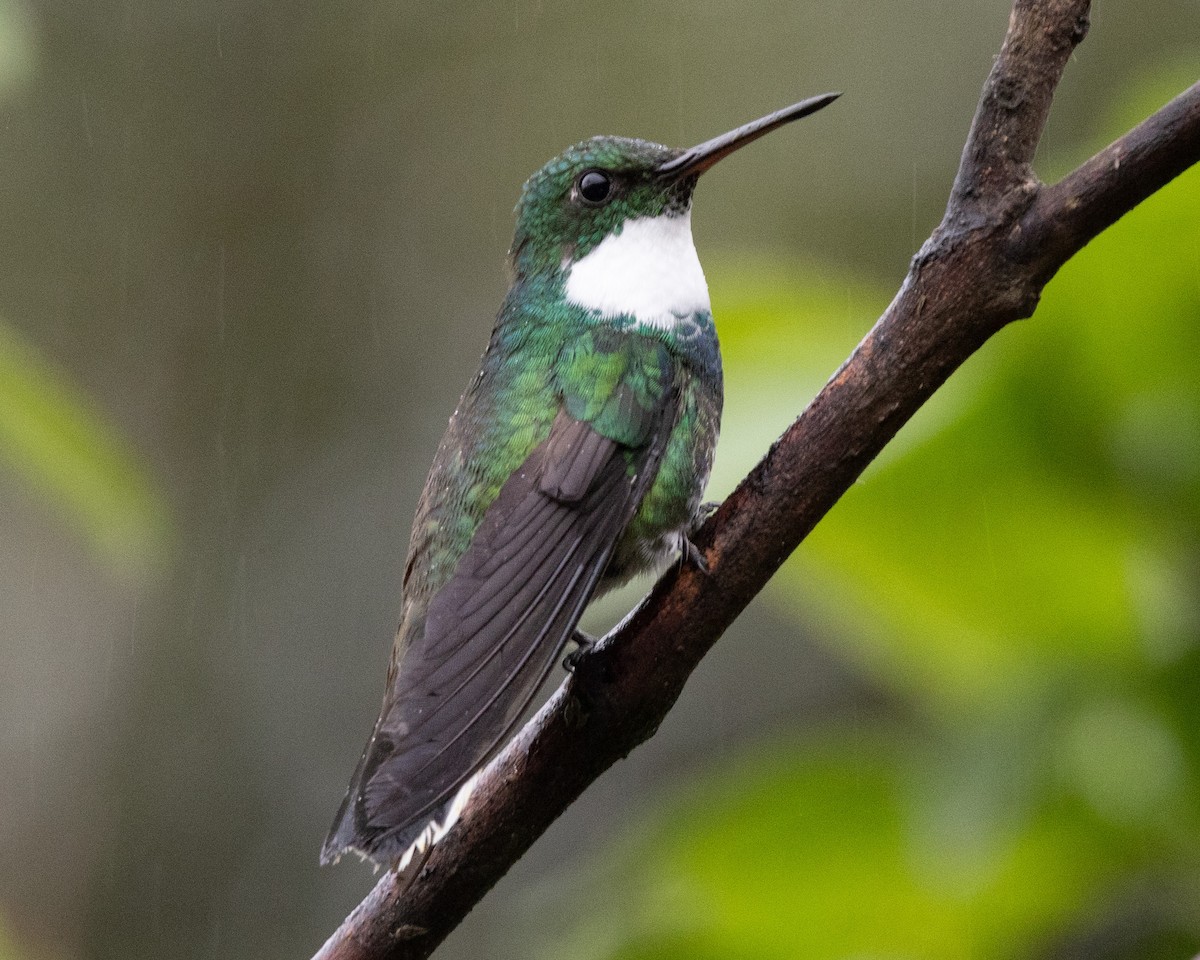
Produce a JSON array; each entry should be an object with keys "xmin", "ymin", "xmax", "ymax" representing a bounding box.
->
[
  {"xmin": 313, "ymin": 2, "xmax": 1200, "ymax": 956},
  {"xmin": 1024, "ymin": 80, "xmax": 1200, "ymax": 278}
]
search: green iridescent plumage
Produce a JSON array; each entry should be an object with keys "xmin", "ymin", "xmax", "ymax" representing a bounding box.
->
[
  {"xmin": 511, "ymin": 137, "xmax": 695, "ymax": 276},
  {"xmin": 324, "ymin": 94, "xmax": 838, "ymax": 868},
  {"xmin": 321, "ymin": 131, "xmax": 720, "ymax": 864},
  {"xmin": 401, "ymin": 298, "xmax": 715, "ymax": 607}
]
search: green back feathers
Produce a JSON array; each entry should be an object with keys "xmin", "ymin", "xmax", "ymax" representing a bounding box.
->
[{"xmin": 559, "ymin": 331, "xmax": 672, "ymax": 448}]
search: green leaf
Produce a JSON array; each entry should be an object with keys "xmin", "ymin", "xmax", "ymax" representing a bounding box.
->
[
  {"xmin": 554, "ymin": 742, "xmax": 1125, "ymax": 960},
  {"xmin": 0, "ymin": 320, "xmax": 172, "ymax": 579}
]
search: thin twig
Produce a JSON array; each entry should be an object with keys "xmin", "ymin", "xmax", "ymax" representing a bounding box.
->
[{"xmin": 313, "ymin": 1, "xmax": 1200, "ymax": 956}]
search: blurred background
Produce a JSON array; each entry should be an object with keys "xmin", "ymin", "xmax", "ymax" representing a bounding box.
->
[{"xmin": 1, "ymin": 0, "xmax": 1199, "ymax": 957}]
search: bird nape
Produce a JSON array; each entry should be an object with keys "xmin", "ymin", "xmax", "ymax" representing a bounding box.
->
[{"xmin": 321, "ymin": 92, "xmax": 840, "ymax": 871}]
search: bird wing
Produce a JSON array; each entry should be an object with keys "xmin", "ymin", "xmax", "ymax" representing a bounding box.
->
[{"xmin": 324, "ymin": 334, "xmax": 676, "ymax": 864}]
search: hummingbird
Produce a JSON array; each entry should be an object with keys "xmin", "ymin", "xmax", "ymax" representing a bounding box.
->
[{"xmin": 322, "ymin": 93, "xmax": 840, "ymax": 869}]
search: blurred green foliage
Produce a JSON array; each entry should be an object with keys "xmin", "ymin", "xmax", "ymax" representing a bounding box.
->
[
  {"xmin": 0, "ymin": 320, "xmax": 171, "ymax": 578},
  {"xmin": 0, "ymin": 914, "xmax": 22, "ymax": 960},
  {"xmin": 0, "ymin": 0, "xmax": 170, "ymax": 580},
  {"xmin": 556, "ymin": 70, "xmax": 1200, "ymax": 960},
  {"xmin": 0, "ymin": 0, "xmax": 35, "ymax": 98}
]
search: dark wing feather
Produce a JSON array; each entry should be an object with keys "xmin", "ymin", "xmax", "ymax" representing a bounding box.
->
[{"xmin": 324, "ymin": 399, "xmax": 674, "ymax": 864}]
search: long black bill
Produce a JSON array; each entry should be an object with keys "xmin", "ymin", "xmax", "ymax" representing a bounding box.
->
[{"xmin": 657, "ymin": 91, "xmax": 841, "ymax": 179}]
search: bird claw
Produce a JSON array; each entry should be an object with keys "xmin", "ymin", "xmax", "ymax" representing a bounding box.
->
[
  {"xmin": 679, "ymin": 533, "xmax": 710, "ymax": 575},
  {"xmin": 679, "ymin": 500, "xmax": 719, "ymax": 575},
  {"xmin": 563, "ymin": 629, "xmax": 598, "ymax": 672}
]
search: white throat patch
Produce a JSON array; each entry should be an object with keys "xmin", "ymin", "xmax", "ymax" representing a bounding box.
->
[{"xmin": 564, "ymin": 211, "xmax": 711, "ymax": 330}]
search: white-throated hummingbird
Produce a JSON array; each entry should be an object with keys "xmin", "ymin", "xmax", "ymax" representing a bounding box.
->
[{"xmin": 322, "ymin": 93, "xmax": 840, "ymax": 869}]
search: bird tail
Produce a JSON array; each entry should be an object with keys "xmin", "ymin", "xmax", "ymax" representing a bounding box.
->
[{"xmin": 321, "ymin": 716, "xmax": 483, "ymax": 869}]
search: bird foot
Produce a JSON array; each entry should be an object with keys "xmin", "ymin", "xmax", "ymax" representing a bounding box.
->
[
  {"xmin": 678, "ymin": 502, "xmax": 720, "ymax": 575},
  {"xmin": 563, "ymin": 629, "xmax": 598, "ymax": 672},
  {"xmin": 679, "ymin": 534, "xmax": 710, "ymax": 575}
]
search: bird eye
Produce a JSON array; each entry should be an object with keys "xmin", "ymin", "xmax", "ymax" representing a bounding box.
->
[{"xmin": 577, "ymin": 170, "xmax": 612, "ymax": 204}]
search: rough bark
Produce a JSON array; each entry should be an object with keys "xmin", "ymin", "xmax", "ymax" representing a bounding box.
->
[{"xmin": 313, "ymin": 1, "xmax": 1200, "ymax": 956}]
